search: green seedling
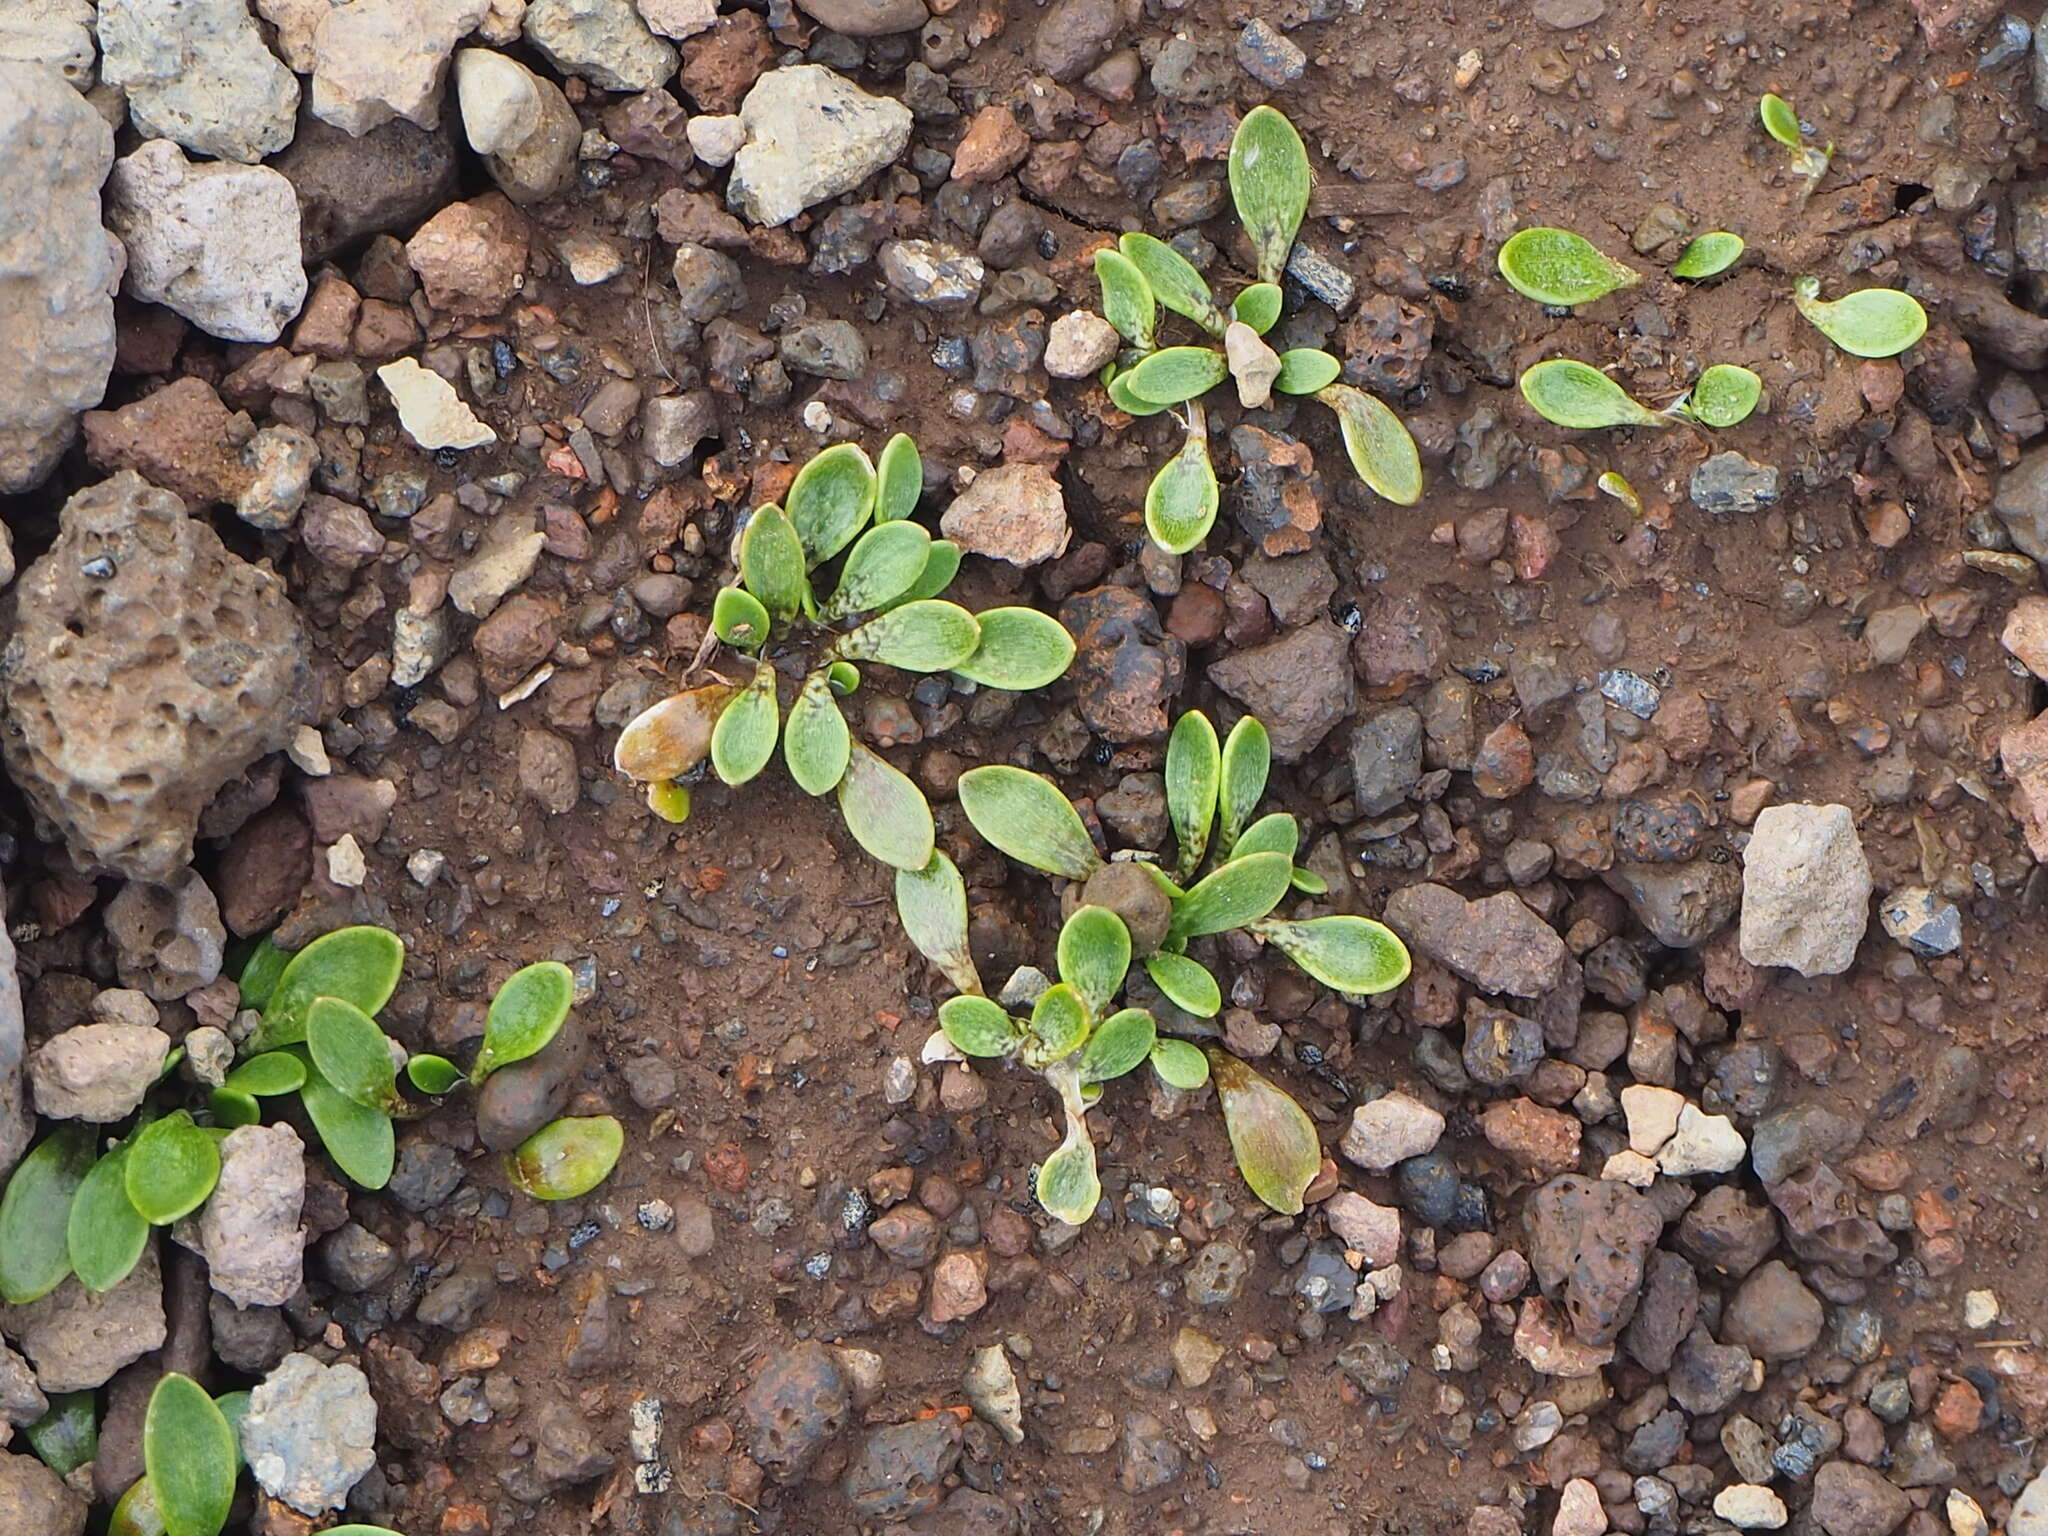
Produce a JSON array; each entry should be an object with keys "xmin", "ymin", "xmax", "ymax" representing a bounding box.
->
[
  {"xmin": 1497, "ymin": 227, "xmax": 1642, "ymax": 308},
  {"xmin": 24, "ymin": 1392, "xmax": 97, "ymax": 1478},
  {"xmin": 471, "ymin": 961, "xmax": 574, "ymax": 1082},
  {"xmin": 143, "ymin": 1374, "xmax": 236, "ymax": 1536},
  {"xmin": 613, "ymin": 435, "xmax": 1076, "ymax": 870},
  {"xmin": 0, "ymin": 1124, "xmax": 92, "ymax": 1303},
  {"xmin": 1598, "ymin": 471, "xmax": 1644, "ymax": 517},
  {"xmin": 1207, "ymin": 1050, "xmax": 1323, "ymax": 1215},
  {"xmin": 1519, "ymin": 360, "xmax": 1668, "ymax": 430},
  {"xmin": 1672, "ymin": 232, "xmax": 1744, "ymax": 280},
  {"xmin": 1675, "ymin": 364, "xmax": 1763, "ymax": 428},
  {"xmin": 1792, "ymin": 277, "xmax": 1927, "ymax": 358},
  {"xmin": 1087, "ymin": 106, "xmax": 1422, "ymax": 554},
  {"xmin": 1759, "ymin": 92, "xmax": 1832, "ymax": 187},
  {"xmin": 505, "ymin": 1115, "xmax": 624, "ymax": 1200},
  {"xmin": 125, "ymin": 1111, "xmax": 221, "ymax": 1224},
  {"xmin": 248, "ymin": 924, "xmax": 404, "ymax": 1053},
  {"xmin": 69, "ymin": 1139, "xmax": 150, "ymax": 1292}
]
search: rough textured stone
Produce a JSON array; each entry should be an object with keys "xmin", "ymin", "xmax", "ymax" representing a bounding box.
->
[
  {"xmin": 0, "ymin": 62, "xmax": 116, "ymax": 493},
  {"xmin": 107, "ymin": 139, "xmax": 307, "ymax": 344},
  {"xmin": 1524, "ymin": 1175, "xmax": 1663, "ymax": 1346},
  {"xmin": 99, "ymin": 0, "xmax": 300, "ymax": 162},
  {"xmin": 0, "ymin": 1241, "xmax": 166, "ymax": 1391},
  {"xmin": 241, "ymin": 1353, "xmax": 378, "ymax": 1515},
  {"xmin": 272, "ymin": 106, "xmax": 461, "ymax": 264},
  {"xmin": 201, "ymin": 1123, "xmax": 306, "ymax": 1308},
  {"xmin": 940, "ymin": 464, "xmax": 1069, "ymax": 566},
  {"xmin": 105, "ymin": 870, "xmax": 225, "ymax": 999},
  {"xmin": 524, "ymin": 0, "xmax": 675, "ymax": 90},
  {"xmin": 259, "ymin": 0, "xmax": 489, "ymax": 135},
  {"xmin": 1382, "ymin": 883, "xmax": 1570, "ymax": 997},
  {"xmin": 0, "ymin": 0, "xmax": 96, "ymax": 84},
  {"xmin": 727, "ymin": 65, "xmax": 912, "ymax": 227},
  {"xmin": 1340, "ymin": 1091, "xmax": 1444, "ymax": 1172},
  {"xmin": 0, "ymin": 894, "xmax": 24, "ymax": 1179},
  {"xmin": 1810, "ymin": 1460, "xmax": 1911, "ymax": 1536},
  {"xmin": 1739, "ymin": 804, "xmax": 1871, "ymax": 976},
  {"xmin": 1207, "ymin": 621, "xmax": 1357, "ymax": 761},
  {"xmin": 454, "ymin": 46, "xmax": 578, "ymax": 204},
  {"xmin": 27, "ymin": 1022, "xmax": 167, "ymax": 1120},
  {"xmin": 0, "ymin": 473, "xmax": 313, "ymax": 881},
  {"xmin": 0, "ymin": 1448, "xmax": 85, "ymax": 1536},
  {"xmin": 736, "ymin": 1343, "xmax": 850, "ymax": 1485}
]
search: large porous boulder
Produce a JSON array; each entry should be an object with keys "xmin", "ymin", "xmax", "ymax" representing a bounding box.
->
[
  {"xmin": 0, "ymin": 1, "xmax": 97, "ymax": 85},
  {"xmin": 0, "ymin": 472, "xmax": 314, "ymax": 881},
  {"xmin": 0, "ymin": 61, "xmax": 117, "ymax": 493},
  {"xmin": 97, "ymin": 0, "xmax": 300, "ymax": 162},
  {"xmin": 727, "ymin": 65, "xmax": 912, "ymax": 227},
  {"xmin": 1738, "ymin": 803, "xmax": 1871, "ymax": 976}
]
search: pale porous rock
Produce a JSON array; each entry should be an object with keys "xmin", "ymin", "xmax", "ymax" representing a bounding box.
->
[
  {"xmin": 687, "ymin": 111, "xmax": 743, "ymax": 166},
  {"xmin": 105, "ymin": 870, "xmax": 227, "ymax": 1000},
  {"xmin": 939, "ymin": 463, "xmax": 1070, "ymax": 566},
  {"xmin": 636, "ymin": 0, "xmax": 713, "ymax": 37},
  {"xmin": 0, "ymin": 886, "xmax": 25, "ymax": 1179},
  {"xmin": 454, "ymin": 47, "xmax": 578, "ymax": 204},
  {"xmin": 201, "ymin": 1123, "xmax": 306, "ymax": 1308},
  {"xmin": 523, "ymin": 0, "xmax": 675, "ymax": 91},
  {"xmin": 1738, "ymin": 803, "xmax": 1871, "ymax": 976},
  {"xmin": 241, "ymin": 1353, "xmax": 379, "ymax": 1514},
  {"xmin": 98, "ymin": 0, "xmax": 301, "ymax": 162},
  {"xmin": 260, "ymin": 0, "xmax": 489, "ymax": 135},
  {"xmin": 107, "ymin": 140, "xmax": 306, "ymax": 344},
  {"xmin": 1045, "ymin": 310, "xmax": 1120, "ymax": 378},
  {"xmin": 1656, "ymin": 1104, "xmax": 1747, "ymax": 1177},
  {"xmin": 1339, "ymin": 1091, "xmax": 1444, "ymax": 1171},
  {"xmin": 0, "ymin": 472, "xmax": 314, "ymax": 882},
  {"xmin": 0, "ymin": 1241, "xmax": 166, "ymax": 1391},
  {"xmin": 0, "ymin": 62, "xmax": 117, "ymax": 493},
  {"xmin": 727, "ymin": 65, "xmax": 912, "ymax": 227},
  {"xmin": 26, "ymin": 1022, "xmax": 167, "ymax": 1121},
  {"xmin": 0, "ymin": 0, "xmax": 96, "ymax": 85},
  {"xmin": 377, "ymin": 358, "xmax": 496, "ymax": 449}
]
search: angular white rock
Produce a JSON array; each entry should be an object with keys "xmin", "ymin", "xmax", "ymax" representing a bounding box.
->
[
  {"xmin": 241, "ymin": 1353, "xmax": 378, "ymax": 1515},
  {"xmin": 1620, "ymin": 1083, "xmax": 1684, "ymax": 1156},
  {"xmin": 98, "ymin": 0, "xmax": 301, "ymax": 162},
  {"xmin": 1339, "ymin": 1090, "xmax": 1445, "ymax": 1172},
  {"xmin": 727, "ymin": 65, "xmax": 912, "ymax": 227},
  {"xmin": 1713, "ymin": 1484, "xmax": 1788, "ymax": 1530},
  {"xmin": 1045, "ymin": 310, "xmax": 1121, "ymax": 378},
  {"xmin": 686, "ymin": 111, "xmax": 743, "ymax": 166},
  {"xmin": 1656, "ymin": 1103, "xmax": 1746, "ymax": 1178},
  {"xmin": 107, "ymin": 139, "xmax": 306, "ymax": 344},
  {"xmin": 376, "ymin": 357, "xmax": 497, "ymax": 450},
  {"xmin": 637, "ymin": 0, "xmax": 713, "ymax": 37},
  {"xmin": 259, "ymin": 0, "xmax": 489, "ymax": 135},
  {"xmin": 523, "ymin": 0, "xmax": 675, "ymax": 92},
  {"xmin": 200, "ymin": 1122, "xmax": 306, "ymax": 1308},
  {"xmin": 1739, "ymin": 802, "xmax": 1872, "ymax": 977},
  {"xmin": 454, "ymin": 46, "xmax": 578, "ymax": 203},
  {"xmin": 1600, "ymin": 1149, "xmax": 1657, "ymax": 1188}
]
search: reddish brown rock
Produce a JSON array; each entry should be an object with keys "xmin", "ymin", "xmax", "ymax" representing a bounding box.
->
[
  {"xmin": 1472, "ymin": 719, "xmax": 1534, "ymax": 799},
  {"xmin": 951, "ymin": 106, "xmax": 1029, "ymax": 184},
  {"xmin": 925, "ymin": 1251, "xmax": 988, "ymax": 1325},
  {"xmin": 1480, "ymin": 1098, "xmax": 1581, "ymax": 1175},
  {"xmin": 291, "ymin": 273, "xmax": 361, "ymax": 359},
  {"xmin": 2000, "ymin": 709, "xmax": 2048, "ymax": 859},
  {"xmin": 216, "ymin": 803, "xmax": 311, "ymax": 936},
  {"xmin": 404, "ymin": 195, "xmax": 530, "ymax": 318},
  {"xmin": 472, "ymin": 594, "xmax": 561, "ymax": 692},
  {"xmin": 679, "ymin": 12, "xmax": 775, "ymax": 114},
  {"xmin": 82, "ymin": 377, "xmax": 251, "ymax": 507}
]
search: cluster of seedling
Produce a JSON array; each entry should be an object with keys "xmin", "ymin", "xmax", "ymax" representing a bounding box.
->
[
  {"xmin": 898, "ymin": 709, "xmax": 1411, "ymax": 1221},
  {"xmin": 1503, "ymin": 94, "xmax": 1927, "ymax": 441},
  {"xmin": 1088, "ymin": 106, "xmax": 1423, "ymax": 554},
  {"xmin": 611, "ymin": 433, "xmax": 1075, "ymax": 873}
]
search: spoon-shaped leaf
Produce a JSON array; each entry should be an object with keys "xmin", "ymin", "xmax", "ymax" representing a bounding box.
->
[
  {"xmin": 1119, "ymin": 233, "xmax": 1226, "ymax": 334},
  {"xmin": 1144, "ymin": 951, "xmax": 1221, "ymax": 1017},
  {"xmin": 837, "ymin": 740, "xmax": 935, "ymax": 871},
  {"xmin": 1057, "ymin": 905, "xmax": 1132, "ymax": 1017},
  {"xmin": 505, "ymin": 1115, "xmax": 624, "ymax": 1201},
  {"xmin": 1230, "ymin": 105, "xmax": 1311, "ymax": 285},
  {"xmin": 25, "ymin": 1391, "xmax": 97, "ymax": 1478},
  {"xmin": 1106, "ymin": 367, "xmax": 1173, "ymax": 418},
  {"xmin": 1168, "ymin": 850, "xmax": 1293, "ymax": 944},
  {"xmin": 952, "ymin": 606, "xmax": 1075, "ymax": 691},
  {"xmin": 873, "ymin": 432, "xmax": 923, "ymax": 523},
  {"xmin": 0, "ymin": 1125, "xmax": 92, "ymax": 1303},
  {"xmin": 1252, "ymin": 915, "xmax": 1413, "ymax": 995},
  {"xmin": 784, "ymin": 442, "xmax": 878, "ymax": 567},
  {"xmin": 1025, "ymin": 983, "xmax": 1090, "ymax": 1067},
  {"xmin": 1145, "ymin": 412, "xmax": 1220, "ymax": 555},
  {"xmin": 306, "ymin": 996, "xmax": 403, "ymax": 1114},
  {"xmin": 111, "ymin": 1477, "xmax": 167, "ymax": 1536},
  {"xmin": 236, "ymin": 936, "xmax": 289, "ymax": 1012},
  {"xmin": 222, "ymin": 1051, "xmax": 306, "ymax": 1097},
  {"xmin": 405, "ymin": 1054, "xmax": 463, "ymax": 1094},
  {"xmin": 1166, "ymin": 710, "xmax": 1219, "ymax": 881},
  {"xmin": 710, "ymin": 659, "xmax": 781, "ymax": 786},
  {"xmin": 145, "ymin": 1374, "xmax": 236, "ymax": 1536},
  {"xmin": 1687, "ymin": 363, "xmax": 1763, "ymax": 428},
  {"xmin": 1232, "ymin": 282, "xmax": 1283, "ymax": 334},
  {"xmin": 474, "ymin": 961, "xmax": 575, "ymax": 1082},
  {"xmin": 938, "ymin": 995, "xmax": 1018, "ymax": 1058},
  {"xmin": 613, "ymin": 682, "xmax": 740, "ymax": 782},
  {"xmin": 824, "ymin": 519, "xmax": 931, "ymax": 621},
  {"xmin": 1208, "ymin": 1051, "xmax": 1320, "ymax": 1214},
  {"xmin": 738, "ymin": 503, "xmax": 809, "ymax": 622},
  {"xmin": 1094, "ymin": 249, "xmax": 1156, "ymax": 350},
  {"xmin": 1518, "ymin": 359, "xmax": 1668, "ymax": 429},
  {"xmin": 783, "ymin": 672, "xmax": 852, "ymax": 796},
  {"xmin": 1759, "ymin": 92, "xmax": 1803, "ymax": 148},
  {"xmin": 1079, "ymin": 1007, "xmax": 1155, "ymax": 1084},
  {"xmin": 1497, "ymin": 227, "xmax": 1642, "ymax": 307},
  {"xmin": 1123, "ymin": 345, "xmax": 1229, "ymax": 407},
  {"xmin": 70, "ymin": 1142, "xmax": 150, "ymax": 1293},
  {"xmin": 299, "ymin": 1066, "xmax": 394, "ymax": 1190},
  {"xmin": 1319, "ymin": 384, "xmax": 1423, "ymax": 505},
  {"xmin": 209, "ymin": 1090, "xmax": 259, "ymax": 1128},
  {"xmin": 253, "ymin": 925, "xmax": 404, "ymax": 1052},
  {"xmin": 1035, "ymin": 1099, "xmax": 1100, "ymax": 1225},
  {"xmin": 1792, "ymin": 277, "xmax": 1927, "ymax": 358},
  {"xmin": 1149, "ymin": 1038, "xmax": 1210, "ymax": 1090},
  {"xmin": 124, "ymin": 1112, "xmax": 221, "ymax": 1226},
  {"xmin": 1230, "ymin": 811, "xmax": 1300, "ymax": 861},
  {"xmin": 1672, "ymin": 231, "xmax": 1744, "ymax": 280},
  {"xmin": 896, "ymin": 850, "xmax": 982, "ymax": 997},
  {"xmin": 1218, "ymin": 713, "xmax": 1270, "ymax": 855},
  {"xmin": 711, "ymin": 585, "xmax": 772, "ymax": 651},
  {"xmin": 646, "ymin": 780, "xmax": 692, "ymax": 823},
  {"xmin": 957, "ymin": 765, "xmax": 1101, "ymax": 879},
  {"xmin": 834, "ymin": 599, "xmax": 981, "ymax": 672},
  {"xmin": 1273, "ymin": 348, "xmax": 1340, "ymax": 395},
  {"xmin": 1290, "ymin": 865, "xmax": 1328, "ymax": 895},
  {"xmin": 890, "ymin": 539, "xmax": 962, "ymax": 608}
]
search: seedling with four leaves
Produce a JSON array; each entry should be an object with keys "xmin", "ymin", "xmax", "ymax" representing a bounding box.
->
[
  {"xmin": 611, "ymin": 434, "xmax": 1075, "ymax": 872},
  {"xmin": 1090, "ymin": 106, "xmax": 1423, "ymax": 553}
]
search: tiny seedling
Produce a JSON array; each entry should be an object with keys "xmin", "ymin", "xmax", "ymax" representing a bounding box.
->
[
  {"xmin": 1792, "ymin": 277, "xmax": 1927, "ymax": 359},
  {"xmin": 504, "ymin": 1115, "xmax": 625, "ymax": 1201},
  {"xmin": 1497, "ymin": 227, "xmax": 1642, "ymax": 308},
  {"xmin": 613, "ymin": 434, "xmax": 1076, "ymax": 870},
  {"xmin": 1674, "ymin": 364, "xmax": 1763, "ymax": 428},
  {"xmin": 0, "ymin": 1124, "xmax": 92, "ymax": 1303},
  {"xmin": 1089, "ymin": 105, "xmax": 1423, "ymax": 553},
  {"xmin": 1597, "ymin": 471, "xmax": 1644, "ymax": 517},
  {"xmin": 1519, "ymin": 360, "xmax": 1667, "ymax": 430},
  {"xmin": 1759, "ymin": 92, "xmax": 1832, "ymax": 187},
  {"xmin": 1672, "ymin": 231, "xmax": 1744, "ymax": 280}
]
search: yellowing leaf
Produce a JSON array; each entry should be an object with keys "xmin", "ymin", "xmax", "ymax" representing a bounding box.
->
[
  {"xmin": 1209, "ymin": 1052, "xmax": 1320, "ymax": 1214},
  {"xmin": 837, "ymin": 740, "xmax": 936, "ymax": 871},
  {"xmin": 1319, "ymin": 384, "xmax": 1423, "ymax": 505}
]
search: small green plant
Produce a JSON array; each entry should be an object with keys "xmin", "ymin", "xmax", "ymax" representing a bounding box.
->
[
  {"xmin": 1675, "ymin": 364, "xmax": 1762, "ymax": 427},
  {"xmin": 1497, "ymin": 227, "xmax": 1641, "ymax": 308},
  {"xmin": 1792, "ymin": 277, "xmax": 1927, "ymax": 358},
  {"xmin": 1597, "ymin": 470, "xmax": 1643, "ymax": 517},
  {"xmin": 504, "ymin": 1115, "xmax": 626, "ymax": 1201},
  {"xmin": 612, "ymin": 434, "xmax": 1075, "ymax": 869},
  {"xmin": 1759, "ymin": 92, "xmax": 1831, "ymax": 187},
  {"xmin": 1088, "ymin": 105, "xmax": 1422, "ymax": 553},
  {"xmin": 1672, "ymin": 231, "xmax": 1744, "ymax": 280},
  {"xmin": 1521, "ymin": 359, "xmax": 1762, "ymax": 430}
]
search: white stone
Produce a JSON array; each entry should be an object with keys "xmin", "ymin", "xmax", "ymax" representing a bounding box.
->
[
  {"xmin": 524, "ymin": 0, "xmax": 675, "ymax": 92},
  {"xmin": 1739, "ymin": 803, "xmax": 1872, "ymax": 976},
  {"xmin": 0, "ymin": 0, "xmax": 97, "ymax": 86},
  {"xmin": 447, "ymin": 524, "xmax": 544, "ymax": 617},
  {"xmin": 1963, "ymin": 1289, "xmax": 2000, "ymax": 1329},
  {"xmin": 1600, "ymin": 1149, "xmax": 1657, "ymax": 1187},
  {"xmin": 99, "ymin": 0, "xmax": 300, "ymax": 162},
  {"xmin": 1225, "ymin": 319, "xmax": 1281, "ymax": 409},
  {"xmin": 919, "ymin": 1029, "xmax": 965, "ymax": 1066},
  {"xmin": 1553, "ymin": 1476, "xmax": 1606, "ymax": 1536},
  {"xmin": 727, "ymin": 65, "xmax": 912, "ymax": 227},
  {"xmin": 455, "ymin": 46, "xmax": 578, "ymax": 204},
  {"xmin": 1656, "ymin": 1103, "xmax": 1747, "ymax": 1178},
  {"xmin": 1045, "ymin": 310, "xmax": 1121, "ymax": 379},
  {"xmin": 1948, "ymin": 1489, "xmax": 1989, "ymax": 1536},
  {"xmin": 1713, "ymin": 1484, "xmax": 1787, "ymax": 1530},
  {"xmin": 259, "ymin": 0, "xmax": 489, "ymax": 135},
  {"xmin": 107, "ymin": 139, "xmax": 306, "ymax": 344},
  {"xmin": 686, "ymin": 111, "xmax": 744, "ymax": 166},
  {"xmin": 636, "ymin": 0, "xmax": 713, "ymax": 37},
  {"xmin": 1323, "ymin": 1191, "xmax": 1400, "ymax": 1267},
  {"xmin": 1340, "ymin": 1090, "xmax": 1445, "ymax": 1172},
  {"xmin": 326, "ymin": 833, "xmax": 366, "ymax": 887},
  {"xmin": 940, "ymin": 462, "xmax": 1069, "ymax": 567},
  {"xmin": 27, "ymin": 1022, "xmax": 167, "ymax": 1121},
  {"xmin": 2013, "ymin": 1465, "xmax": 2048, "ymax": 1536},
  {"xmin": 1620, "ymin": 1083, "xmax": 1685, "ymax": 1155},
  {"xmin": 241, "ymin": 1354, "xmax": 378, "ymax": 1515},
  {"xmin": 376, "ymin": 358, "xmax": 497, "ymax": 450},
  {"xmin": 200, "ymin": 1123, "xmax": 305, "ymax": 1308},
  {"xmin": 557, "ymin": 231, "xmax": 624, "ymax": 283},
  {"xmin": 287, "ymin": 724, "xmax": 331, "ymax": 776}
]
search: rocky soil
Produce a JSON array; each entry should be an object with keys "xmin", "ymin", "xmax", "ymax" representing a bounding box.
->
[{"xmin": 3, "ymin": 0, "xmax": 2048, "ymax": 1534}]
